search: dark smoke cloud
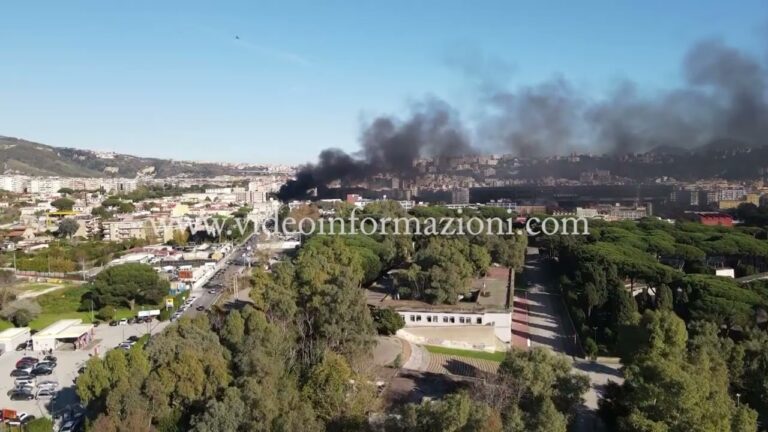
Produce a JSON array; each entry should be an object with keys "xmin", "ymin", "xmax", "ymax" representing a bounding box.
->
[
  {"xmin": 280, "ymin": 38, "xmax": 768, "ymax": 199},
  {"xmin": 479, "ymin": 77, "xmax": 585, "ymax": 157},
  {"xmin": 278, "ymin": 98, "xmax": 471, "ymax": 199}
]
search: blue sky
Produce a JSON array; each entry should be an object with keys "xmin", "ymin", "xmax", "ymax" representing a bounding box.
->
[{"xmin": 0, "ymin": 1, "xmax": 766, "ymax": 164}]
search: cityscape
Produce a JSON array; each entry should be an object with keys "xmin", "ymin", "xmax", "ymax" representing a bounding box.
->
[{"xmin": 2, "ymin": 2, "xmax": 768, "ymax": 432}]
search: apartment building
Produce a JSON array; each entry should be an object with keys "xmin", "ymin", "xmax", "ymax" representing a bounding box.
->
[{"xmin": 102, "ymin": 219, "xmax": 173, "ymax": 242}]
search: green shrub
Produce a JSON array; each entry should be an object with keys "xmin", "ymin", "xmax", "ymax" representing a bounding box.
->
[
  {"xmin": 11, "ymin": 309, "xmax": 34, "ymax": 327},
  {"xmin": 159, "ymin": 308, "xmax": 171, "ymax": 321},
  {"xmin": 372, "ymin": 307, "xmax": 405, "ymax": 335},
  {"xmin": 26, "ymin": 417, "xmax": 54, "ymax": 432},
  {"xmin": 97, "ymin": 305, "xmax": 116, "ymax": 321},
  {"xmin": 584, "ymin": 337, "xmax": 599, "ymax": 360}
]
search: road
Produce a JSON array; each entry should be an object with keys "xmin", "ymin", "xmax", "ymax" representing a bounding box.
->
[
  {"xmin": 519, "ymin": 248, "xmax": 623, "ymax": 430},
  {"xmin": 182, "ymin": 234, "xmax": 256, "ymax": 316}
]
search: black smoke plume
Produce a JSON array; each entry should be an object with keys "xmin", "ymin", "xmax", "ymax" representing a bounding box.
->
[
  {"xmin": 279, "ymin": 38, "xmax": 768, "ymax": 199},
  {"xmin": 278, "ymin": 98, "xmax": 472, "ymax": 200}
]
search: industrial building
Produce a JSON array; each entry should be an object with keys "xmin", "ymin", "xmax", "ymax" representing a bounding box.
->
[
  {"xmin": 0, "ymin": 327, "xmax": 30, "ymax": 353},
  {"xmin": 31, "ymin": 319, "xmax": 94, "ymax": 351}
]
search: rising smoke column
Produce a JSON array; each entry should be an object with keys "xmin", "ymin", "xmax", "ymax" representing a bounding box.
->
[
  {"xmin": 278, "ymin": 98, "xmax": 473, "ymax": 200},
  {"xmin": 279, "ymin": 38, "xmax": 768, "ymax": 199}
]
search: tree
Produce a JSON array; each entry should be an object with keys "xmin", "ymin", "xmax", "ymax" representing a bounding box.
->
[
  {"xmin": 26, "ymin": 417, "xmax": 54, "ymax": 432},
  {"xmin": 604, "ymin": 310, "xmax": 755, "ymax": 431},
  {"xmin": 302, "ymin": 352, "xmax": 372, "ymax": 424},
  {"xmin": 294, "ymin": 235, "xmax": 375, "ymax": 364},
  {"xmin": 11, "ymin": 308, "xmax": 33, "ymax": 327},
  {"xmin": 1, "ymin": 299, "xmax": 41, "ymax": 326},
  {"xmin": 117, "ymin": 202, "xmax": 136, "ymax": 214},
  {"xmin": 92, "ymin": 206, "xmax": 112, "ymax": 219},
  {"xmin": 471, "ymin": 347, "xmax": 589, "ymax": 431},
  {"xmin": 88, "ymin": 263, "xmax": 169, "ymax": 309},
  {"xmin": 51, "ymin": 197, "xmax": 75, "ymax": 211},
  {"xmin": 189, "ymin": 387, "xmax": 246, "ymax": 432},
  {"xmin": 656, "ymin": 284, "xmax": 673, "ymax": 310},
  {"xmin": 57, "ymin": 218, "xmax": 80, "ymax": 238},
  {"xmin": 372, "ymin": 307, "xmax": 405, "ymax": 335},
  {"xmin": 97, "ymin": 305, "xmax": 117, "ymax": 321},
  {"xmin": 390, "ymin": 391, "xmax": 502, "ymax": 432},
  {"xmin": 58, "ymin": 187, "xmax": 75, "ymax": 195}
]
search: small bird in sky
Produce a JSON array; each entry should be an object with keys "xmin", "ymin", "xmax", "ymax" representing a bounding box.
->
[{"xmin": 235, "ymin": 35, "xmax": 240, "ymax": 40}]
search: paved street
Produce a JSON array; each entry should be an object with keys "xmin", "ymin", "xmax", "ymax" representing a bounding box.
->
[
  {"xmin": 519, "ymin": 247, "xmax": 624, "ymax": 423},
  {"xmin": 520, "ymin": 248, "xmax": 575, "ymax": 355}
]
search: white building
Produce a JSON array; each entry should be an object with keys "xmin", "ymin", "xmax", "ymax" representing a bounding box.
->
[
  {"xmin": 396, "ymin": 310, "xmax": 512, "ymax": 345},
  {"xmin": 366, "ymin": 267, "xmax": 514, "ymax": 352},
  {"xmin": 715, "ymin": 268, "xmax": 735, "ymax": 278},
  {"xmin": 0, "ymin": 327, "xmax": 30, "ymax": 353},
  {"xmin": 32, "ymin": 319, "xmax": 94, "ymax": 351}
]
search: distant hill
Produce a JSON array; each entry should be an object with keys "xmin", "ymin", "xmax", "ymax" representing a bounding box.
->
[{"xmin": 0, "ymin": 136, "xmax": 250, "ymax": 178}]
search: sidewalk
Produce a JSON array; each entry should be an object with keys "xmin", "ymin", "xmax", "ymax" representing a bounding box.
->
[
  {"xmin": 512, "ymin": 291, "xmax": 530, "ymax": 349},
  {"xmin": 401, "ymin": 340, "xmax": 430, "ymax": 371}
]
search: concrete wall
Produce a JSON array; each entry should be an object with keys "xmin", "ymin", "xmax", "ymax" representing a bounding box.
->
[
  {"xmin": 0, "ymin": 328, "xmax": 30, "ymax": 353},
  {"xmin": 397, "ymin": 310, "xmax": 512, "ymax": 343}
]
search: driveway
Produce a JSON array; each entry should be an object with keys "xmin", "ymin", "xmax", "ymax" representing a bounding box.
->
[{"xmin": 520, "ymin": 248, "xmax": 624, "ymax": 415}]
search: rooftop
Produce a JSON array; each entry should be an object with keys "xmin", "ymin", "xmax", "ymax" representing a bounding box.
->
[
  {"xmin": 0, "ymin": 327, "xmax": 29, "ymax": 340},
  {"xmin": 33, "ymin": 319, "xmax": 82, "ymax": 338},
  {"xmin": 366, "ymin": 266, "xmax": 511, "ymax": 313}
]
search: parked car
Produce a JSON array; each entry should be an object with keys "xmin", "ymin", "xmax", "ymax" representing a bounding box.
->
[
  {"xmin": 8, "ymin": 412, "xmax": 35, "ymax": 425},
  {"xmin": 37, "ymin": 361, "xmax": 56, "ymax": 369},
  {"xmin": 127, "ymin": 335, "xmax": 140, "ymax": 342},
  {"xmin": 10, "ymin": 368, "xmax": 32, "ymax": 377},
  {"xmin": 196, "ymin": 306, "xmax": 205, "ymax": 311},
  {"xmin": 59, "ymin": 420, "xmax": 76, "ymax": 432},
  {"xmin": 118, "ymin": 318, "xmax": 128, "ymax": 326},
  {"xmin": 14, "ymin": 365, "xmax": 33, "ymax": 375},
  {"xmin": 16, "ymin": 357, "xmax": 39, "ymax": 368},
  {"xmin": 117, "ymin": 343, "xmax": 132, "ymax": 350},
  {"xmin": 7, "ymin": 385, "xmax": 34, "ymax": 395},
  {"xmin": 9, "ymin": 390, "xmax": 34, "ymax": 401},
  {"xmin": 35, "ymin": 388, "xmax": 56, "ymax": 399},
  {"xmin": 31, "ymin": 364, "xmax": 54, "ymax": 376},
  {"xmin": 15, "ymin": 376, "xmax": 35, "ymax": 386},
  {"xmin": 37, "ymin": 380, "xmax": 58, "ymax": 390},
  {"xmin": 109, "ymin": 320, "xmax": 118, "ymax": 326},
  {"xmin": 59, "ymin": 418, "xmax": 83, "ymax": 432},
  {"xmin": 44, "ymin": 355, "xmax": 57, "ymax": 363}
]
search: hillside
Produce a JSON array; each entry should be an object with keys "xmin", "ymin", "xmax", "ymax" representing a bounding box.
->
[{"xmin": 0, "ymin": 136, "xmax": 247, "ymax": 178}]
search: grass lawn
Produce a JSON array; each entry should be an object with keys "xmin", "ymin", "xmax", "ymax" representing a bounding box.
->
[
  {"xmin": 424, "ymin": 345, "xmax": 507, "ymax": 363},
  {"xmin": 27, "ymin": 284, "xmax": 158, "ymax": 330},
  {"xmin": 0, "ymin": 319, "xmax": 13, "ymax": 331},
  {"xmin": 13, "ymin": 282, "xmax": 58, "ymax": 292}
]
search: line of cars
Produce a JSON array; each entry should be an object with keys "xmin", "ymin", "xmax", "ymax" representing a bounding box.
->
[
  {"xmin": 171, "ymin": 295, "xmax": 204, "ymax": 320},
  {"xmin": 117, "ymin": 335, "xmax": 140, "ymax": 350},
  {"xmin": 108, "ymin": 315, "xmax": 155, "ymax": 327},
  {"xmin": 8, "ymin": 355, "xmax": 59, "ymax": 402}
]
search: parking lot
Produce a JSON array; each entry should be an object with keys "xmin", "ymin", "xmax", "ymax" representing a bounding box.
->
[{"xmin": 0, "ymin": 319, "xmax": 169, "ymax": 421}]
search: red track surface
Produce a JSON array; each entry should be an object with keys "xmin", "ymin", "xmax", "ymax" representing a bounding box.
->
[{"xmin": 512, "ymin": 291, "xmax": 530, "ymax": 349}]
